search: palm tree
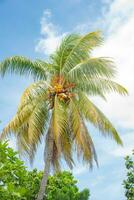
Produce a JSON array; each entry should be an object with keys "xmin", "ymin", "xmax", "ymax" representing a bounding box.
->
[{"xmin": 0, "ymin": 31, "xmax": 128, "ymax": 200}]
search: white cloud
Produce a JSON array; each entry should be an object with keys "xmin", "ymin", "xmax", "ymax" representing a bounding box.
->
[
  {"xmin": 101, "ymin": 0, "xmax": 134, "ymax": 34},
  {"xmin": 35, "ymin": 9, "xmax": 66, "ymax": 55},
  {"xmin": 91, "ymin": 0, "xmax": 134, "ymax": 129}
]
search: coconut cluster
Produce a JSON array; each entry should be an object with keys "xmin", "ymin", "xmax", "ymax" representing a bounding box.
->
[{"xmin": 48, "ymin": 76, "xmax": 75, "ymax": 109}]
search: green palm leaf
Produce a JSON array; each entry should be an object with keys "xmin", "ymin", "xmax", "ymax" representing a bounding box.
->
[
  {"xmin": 68, "ymin": 57, "xmax": 116, "ymax": 80},
  {"xmin": 51, "ymin": 34, "xmax": 80, "ymax": 71},
  {"xmin": 74, "ymin": 77, "xmax": 128, "ymax": 97},
  {"xmin": 0, "ymin": 56, "xmax": 50, "ymax": 80},
  {"xmin": 78, "ymin": 93, "xmax": 123, "ymax": 145},
  {"xmin": 62, "ymin": 31, "xmax": 102, "ymax": 74}
]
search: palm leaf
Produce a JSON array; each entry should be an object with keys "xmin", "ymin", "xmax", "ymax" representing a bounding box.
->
[
  {"xmin": 69, "ymin": 99, "xmax": 97, "ymax": 167},
  {"xmin": 78, "ymin": 93, "xmax": 123, "ymax": 145},
  {"xmin": 62, "ymin": 31, "xmax": 102, "ymax": 74},
  {"xmin": 17, "ymin": 123, "xmax": 30, "ymax": 157},
  {"xmin": 68, "ymin": 57, "xmax": 116, "ymax": 80},
  {"xmin": 74, "ymin": 77, "xmax": 128, "ymax": 97},
  {"xmin": 0, "ymin": 103, "xmax": 35, "ymax": 140},
  {"xmin": 0, "ymin": 56, "xmax": 50, "ymax": 80},
  {"xmin": 51, "ymin": 34, "xmax": 80, "ymax": 71},
  {"xmin": 52, "ymin": 96, "xmax": 68, "ymax": 152},
  {"xmin": 18, "ymin": 81, "xmax": 49, "ymax": 112},
  {"xmin": 80, "ymin": 118, "xmax": 98, "ymax": 167},
  {"xmin": 28, "ymin": 102, "xmax": 49, "ymax": 162}
]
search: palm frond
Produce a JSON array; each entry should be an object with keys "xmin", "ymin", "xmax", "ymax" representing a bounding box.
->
[
  {"xmin": 18, "ymin": 81, "xmax": 49, "ymax": 112},
  {"xmin": 27, "ymin": 102, "xmax": 49, "ymax": 162},
  {"xmin": 62, "ymin": 31, "xmax": 103, "ymax": 74},
  {"xmin": 0, "ymin": 103, "xmax": 35, "ymax": 140},
  {"xmin": 88, "ymin": 78, "xmax": 128, "ymax": 95},
  {"xmin": 68, "ymin": 57, "xmax": 116, "ymax": 80},
  {"xmin": 52, "ymin": 96, "xmax": 68, "ymax": 152},
  {"xmin": 51, "ymin": 141, "xmax": 61, "ymax": 171},
  {"xmin": 60, "ymin": 129, "xmax": 74, "ymax": 169},
  {"xmin": 51, "ymin": 34, "xmax": 80, "ymax": 71},
  {"xmin": 0, "ymin": 56, "xmax": 50, "ymax": 80},
  {"xmin": 74, "ymin": 77, "xmax": 128, "ymax": 97},
  {"xmin": 17, "ymin": 123, "xmax": 30, "ymax": 157},
  {"xmin": 1, "ymin": 100, "xmax": 49, "ymax": 163},
  {"xmin": 69, "ymin": 99, "xmax": 81, "ymax": 140},
  {"xmin": 69, "ymin": 99, "xmax": 97, "ymax": 167},
  {"xmin": 80, "ymin": 118, "xmax": 98, "ymax": 167},
  {"xmin": 78, "ymin": 93, "xmax": 123, "ymax": 145}
]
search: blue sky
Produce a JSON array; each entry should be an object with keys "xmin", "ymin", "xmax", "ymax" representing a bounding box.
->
[{"xmin": 0, "ymin": 0, "xmax": 134, "ymax": 200}]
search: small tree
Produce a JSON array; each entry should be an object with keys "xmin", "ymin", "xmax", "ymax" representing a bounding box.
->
[{"xmin": 123, "ymin": 150, "xmax": 134, "ymax": 200}]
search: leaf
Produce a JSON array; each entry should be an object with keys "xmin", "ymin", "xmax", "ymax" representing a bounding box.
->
[
  {"xmin": 78, "ymin": 93, "xmax": 123, "ymax": 145},
  {"xmin": 62, "ymin": 31, "xmax": 102, "ymax": 74},
  {"xmin": 74, "ymin": 76, "xmax": 128, "ymax": 97},
  {"xmin": 52, "ymin": 96, "xmax": 68, "ymax": 152},
  {"xmin": 69, "ymin": 99, "xmax": 97, "ymax": 167},
  {"xmin": 0, "ymin": 56, "xmax": 49, "ymax": 80},
  {"xmin": 68, "ymin": 57, "xmax": 116, "ymax": 79}
]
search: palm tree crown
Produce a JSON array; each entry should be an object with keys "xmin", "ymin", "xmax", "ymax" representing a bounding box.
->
[{"xmin": 0, "ymin": 32, "xmax": 128, "ymax": 200}]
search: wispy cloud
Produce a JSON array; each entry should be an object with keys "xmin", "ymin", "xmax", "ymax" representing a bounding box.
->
[{"xmin": 35, "ymin": 9, "xmax": 66, "ymax": 55}]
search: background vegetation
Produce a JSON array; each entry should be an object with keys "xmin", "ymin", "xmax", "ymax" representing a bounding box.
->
[
  {"xmin": 0, "ymin": 141, "xmax": 90, "ymax": 200},
  {"xmin": 123, "ymin": 150, "xmax": 134, "ymax": 200}
]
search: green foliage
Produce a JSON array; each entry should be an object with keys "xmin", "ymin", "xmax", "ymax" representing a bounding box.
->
[
  {"xmin": 0, "ymin": 141, "xmax": 90, "ymax": 200},
  {"xmin": 123, "ymin": 150, "xmax": 134, "ymax": 200},
  {"xmin": 0, "ymin": 141, "xmax": 41, "ymax": 200},
  {"xmin": 46, "ymin": 171, "xmax": 90, "ymax": 200},
  {"xmin": 79, "ymin": 189, "xmax": 90, "ymax": 200}
]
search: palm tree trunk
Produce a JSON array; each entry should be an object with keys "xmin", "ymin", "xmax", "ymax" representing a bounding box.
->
[{"xmin": 36, "ymin": 126, "xmax": 53, "ymax": 200}]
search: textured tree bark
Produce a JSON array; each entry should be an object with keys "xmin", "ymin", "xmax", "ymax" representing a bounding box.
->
[{"xmin": 36, "ymin": 126, "xmax": 53, "ymax": 200}]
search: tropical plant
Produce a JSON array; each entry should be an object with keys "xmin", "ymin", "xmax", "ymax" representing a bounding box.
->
[
  {"xmin": 0, "ymin": 31, "xmax": 128, "ymax": 200},
  {"xmin": 0, "ymin": 141, "xmax": 89, "ymax": 200},
  {"xmin": 123, "ymin": 150, "xmax": 134, "ymax": 200}
]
